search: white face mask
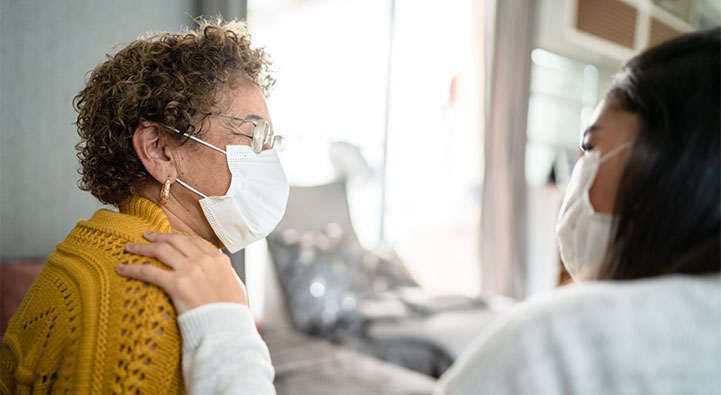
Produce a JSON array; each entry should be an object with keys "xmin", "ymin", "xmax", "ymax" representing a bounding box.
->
[
  {"xmin": 175, "ymin": 136, "xmax": 289, "ymax": 253},
  {"xmin": 555, "ymin": 142, "xmax": 631, "ymax": 280}
]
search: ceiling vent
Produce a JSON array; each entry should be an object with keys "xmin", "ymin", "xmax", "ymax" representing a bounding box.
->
[
  {"xmin": 649, "ymin": 16, "xmax": 683, "ymax": 46},
  {"xmin": 565, "ymin": 0, "xmax": 710, "ymax": 61},
  {"xmin": 576, "ymin": 0, "xmax": 638, "ymax": 49}
]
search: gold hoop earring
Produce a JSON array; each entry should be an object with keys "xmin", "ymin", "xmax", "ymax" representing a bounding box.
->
[{"xmin": 159, "ymin": 177, "xmax": 172, "ymax": 205}]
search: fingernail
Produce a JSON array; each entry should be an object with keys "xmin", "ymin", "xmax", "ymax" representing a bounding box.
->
[
  {"xmin": 117, "ymin": 264, "xmax": 125, "ymax": 273},
  {"xmin": 126, "ymin": 243, "xmax": 134, "ymax": 250}
]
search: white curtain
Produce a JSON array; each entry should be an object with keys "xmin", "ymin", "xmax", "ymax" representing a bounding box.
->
[{"xmin": 481, "ymin": 0, "xmax": 535, "ymax": 299}]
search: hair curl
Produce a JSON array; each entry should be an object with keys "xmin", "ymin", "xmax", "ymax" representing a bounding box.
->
[{"xmin": 73, "ymin": 18, "xmax": 273, "ymax": 205}]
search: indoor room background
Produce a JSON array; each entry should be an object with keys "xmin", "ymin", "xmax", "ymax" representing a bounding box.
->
[{"xmin": 2, "ymin": 0, "xmax": 719, "ymax": 357}]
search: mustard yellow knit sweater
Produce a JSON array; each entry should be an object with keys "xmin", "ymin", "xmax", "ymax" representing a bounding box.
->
[{"xmin": 1, "ymin": 196, "xmax": 185, "ymax": 394}]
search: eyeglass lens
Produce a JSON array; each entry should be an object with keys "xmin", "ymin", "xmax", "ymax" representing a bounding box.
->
[{"xmin": 252, "ymin": 119, "xmax": 279, "ymax": 153}]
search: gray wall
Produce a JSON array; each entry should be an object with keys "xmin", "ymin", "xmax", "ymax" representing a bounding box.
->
[{"xmin": 1, "ymin": 0, "xmax": 196, "ymax": 259}]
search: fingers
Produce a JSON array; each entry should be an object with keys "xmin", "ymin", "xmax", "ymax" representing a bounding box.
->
[
  {"xmin": 120, "ymin": 232, "xmax": 248, "ymax": 314},
  {"xmin": 125, "ymin": 239, "xmax": 186, "ymax": 270},
  {"xmin": 143, "ymin": 231, "xmax": 202, "ymax": 258},
  {"xmin": 125, "ymin": 231, "xmax": 224, "ymax": 272},
  {"xmin": 116, "ymin": 263, "xmax": 170, "ymax": 289},
  {"xmin": 189, "ymin": 236, "xmax": 224, "ymax": 255}
]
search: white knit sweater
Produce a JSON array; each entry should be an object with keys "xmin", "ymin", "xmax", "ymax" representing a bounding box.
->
[
  {"xmin": 178, "ymin": 303, "xmax": 276, "ymax": 395},
  {"xmin": 435, "ymin": 274, "xmax": 721, "ymax": 395}
]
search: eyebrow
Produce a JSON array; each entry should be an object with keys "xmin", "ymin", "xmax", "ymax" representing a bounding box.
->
[
  {"xmin": 582, "ymin": 125, "xmax": 600, "ymax": 138},
  {"xmin": 213, "ymin": 113, "xmax": 267, "ymax": 123}
]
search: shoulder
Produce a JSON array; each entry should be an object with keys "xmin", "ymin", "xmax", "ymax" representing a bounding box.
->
[
  {"xmin": 60, "ymin": 201, "xmax": 172, "ymax": 261},
  {"xmin": 507, "ymin": 274, "xmax": 721, "ymax": 358},
  {"xmin": 531, "ymin": 274, "xmax": 721, "ymax": 328},
  {"xmin": 44, "ymin": 219, "xmax": 180, "ymax": 346},
  {"xmin": 51, "ymin": 206, "xmax": 172, "ymax": 286},
  {"xmin": 492, "ymin": 274, "xmax": 721, "ymax": 332},
  {"xmin": 436, "ymin": 274, "xmax": 720, "ymax": 395}
]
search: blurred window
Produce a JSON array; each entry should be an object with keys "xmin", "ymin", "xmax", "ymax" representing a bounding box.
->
[
  {"xmin": 248, "ymin": 0, "xmax": 483, "ymax": 296},
  {"xmin": 525, "ymin": 48, "xmax": 612, "ymax": 187},
  {"xmin": 384, "ymin": 0, "xmax": 483, "ymax": 296},
  {"xmin": 524, "ymin": 49, "xmax": 614, "ymax": 294}
]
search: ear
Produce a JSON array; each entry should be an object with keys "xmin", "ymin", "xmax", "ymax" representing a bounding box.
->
[{"xmin": 132, "ymin": 121, "xmax": 178, "ymax": 184}]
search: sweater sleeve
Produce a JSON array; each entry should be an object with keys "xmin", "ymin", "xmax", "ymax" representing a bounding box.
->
[{"xmin": 177, "ymin": 303, "xmax": 276, "ymax": 395}]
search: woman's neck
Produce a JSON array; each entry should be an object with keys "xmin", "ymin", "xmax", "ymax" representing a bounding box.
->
[{"xmin": 135, "ymin": 184, "xmax": 221, "ymax": 247}]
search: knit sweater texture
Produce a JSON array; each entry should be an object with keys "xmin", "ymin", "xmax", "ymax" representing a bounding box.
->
[{"xmin": 1, "ymin": 196, "xmax": 185, "ymax": 394}]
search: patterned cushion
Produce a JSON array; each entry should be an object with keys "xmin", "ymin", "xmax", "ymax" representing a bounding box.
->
[{"xmin": 266, "ymin": 224, "xmax": 418, "ymax": 341}]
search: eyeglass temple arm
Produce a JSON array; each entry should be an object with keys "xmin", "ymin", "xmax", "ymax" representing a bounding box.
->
[{"xmin": 162, "ymin": 124, "xmax": 227, "ymax": 155}]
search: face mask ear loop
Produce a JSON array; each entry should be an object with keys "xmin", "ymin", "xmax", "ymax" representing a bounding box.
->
[
  {"xmin": 599, "ymin": 142, "xmax": 633, "ymax": 164},
  {"xmin": 176, "ymin": 179, "xmax": 209, "ymax": 199}
]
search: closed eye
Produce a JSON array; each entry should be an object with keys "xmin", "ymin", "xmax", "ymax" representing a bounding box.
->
[
  {"xmin": 580, "ymin": 125, "xmax": 599, "ymax": 152},
  {"xmin": 580, "ymin": 142, "xmax": 595, "ymax": 152}
]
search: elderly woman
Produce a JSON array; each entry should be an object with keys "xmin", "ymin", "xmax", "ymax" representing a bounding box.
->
[
  {"xmin": 0, "ymin": 20, "xmax": 285, "ymax": 394},
  {"xmin": 117, "ymin": 28, "xmax": 720, "ymax": 395}
]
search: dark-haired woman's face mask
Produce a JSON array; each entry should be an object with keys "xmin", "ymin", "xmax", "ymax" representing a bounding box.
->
[
  {"xmin": 556, "ymin": 142, "xmax": 630, "ymax": 279},
  {"xmin": 555, "ymin": 99, "xmax": 639, "ymax": 280}
]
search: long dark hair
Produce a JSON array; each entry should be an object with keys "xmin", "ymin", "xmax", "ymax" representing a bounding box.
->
[{"xmin": 598, "ymin": 28, "xmax": 721, "ymax": 281}]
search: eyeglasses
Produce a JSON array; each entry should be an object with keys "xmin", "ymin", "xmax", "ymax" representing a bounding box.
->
[
  {"xmin": 212, "ymin": 113, "xmax": 284, "ymax": 154},
  {"xmin": 162, "ymin": 114, "xmax": 284, "ymax": 154}
]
